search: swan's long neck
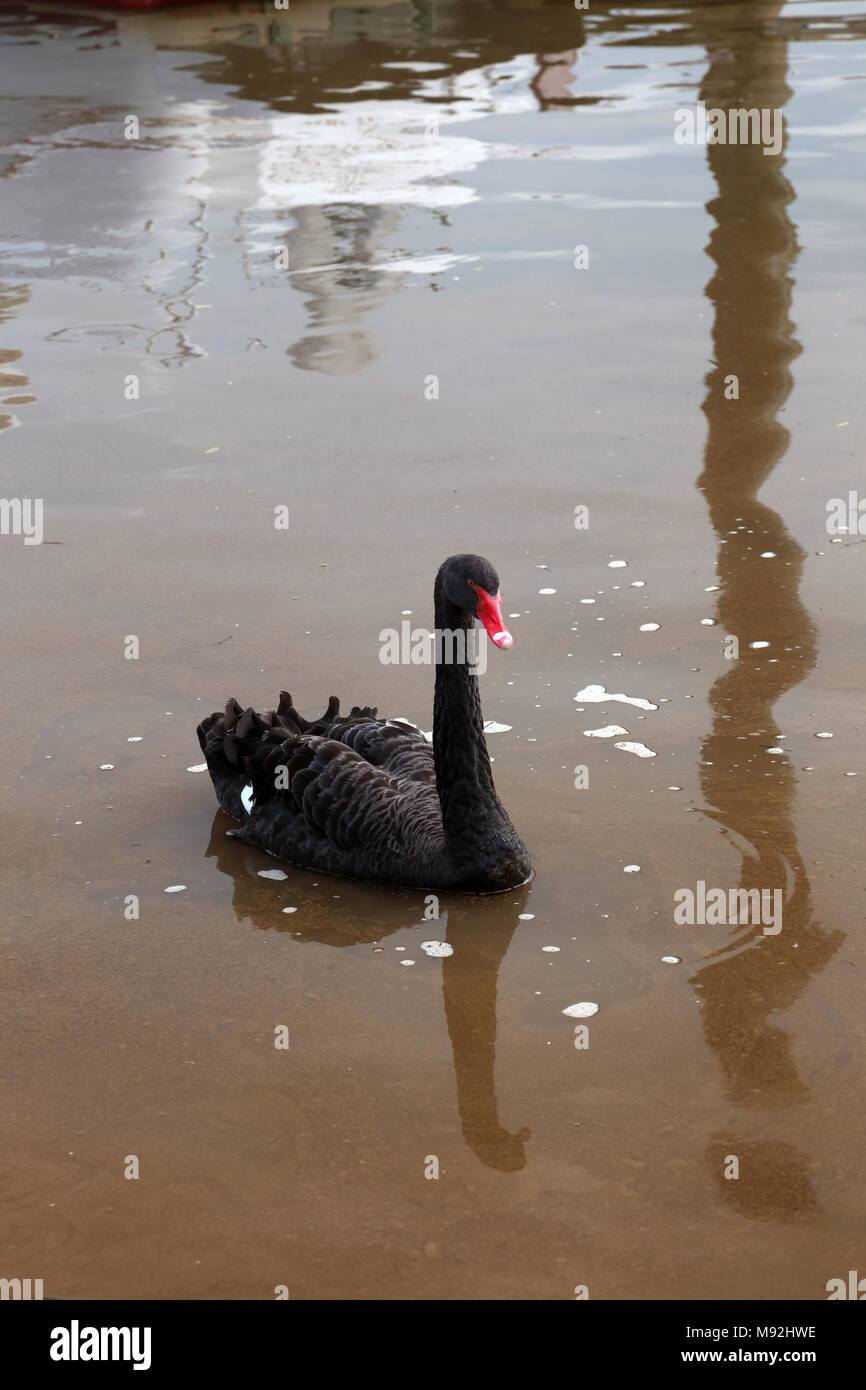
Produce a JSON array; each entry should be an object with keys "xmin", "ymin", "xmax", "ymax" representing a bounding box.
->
[{"xmin": 433, "ymin": 578, "xmax": 501, "ymax": 847}]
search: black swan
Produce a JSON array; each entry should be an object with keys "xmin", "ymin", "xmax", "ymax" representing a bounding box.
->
[{"xmin": 196, "ymin": 554, "xmax": 532, "ymax": 893}]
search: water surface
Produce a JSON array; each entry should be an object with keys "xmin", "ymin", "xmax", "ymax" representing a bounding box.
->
[{"xmin": 1, "ymin": 0, "xmax": 864, "ymax": 1299}]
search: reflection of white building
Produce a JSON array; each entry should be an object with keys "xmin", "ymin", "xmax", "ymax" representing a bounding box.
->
[
  {"xmin": 246, "ymin": 72, "xmax": 532, "ymax": 371},
  {"xmin": 81, "ymin": 0, "xmax": 402, "ymax": 50},
  {"xmin": 30, "ymin": 0, "xmax": 581, "ymax": 373},
  {"xmin": 85, "ymin": 0, "xmax": 552, "ymax": 370}
]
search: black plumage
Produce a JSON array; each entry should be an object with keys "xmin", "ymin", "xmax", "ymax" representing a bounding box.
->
[{"xmin": 196, "ymin": 555, "xmax": 531, "ymax": 892}]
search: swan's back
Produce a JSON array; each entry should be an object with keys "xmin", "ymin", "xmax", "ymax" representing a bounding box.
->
[{"xmin": 197, "ymin": 693, "xmax": 448, "ymax": 887}]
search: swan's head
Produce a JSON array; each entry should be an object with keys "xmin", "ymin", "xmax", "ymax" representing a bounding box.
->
[{"xmin": 439, "ymin": 554, "xmax": 514, "ymax": 650}]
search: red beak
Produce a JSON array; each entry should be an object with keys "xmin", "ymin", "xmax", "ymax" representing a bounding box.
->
[{"xmin": 469, "ymin": 583, "xmax": 513, "ymax": 650}]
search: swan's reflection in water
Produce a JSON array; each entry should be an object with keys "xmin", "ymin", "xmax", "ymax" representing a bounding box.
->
[
  {"xmin": 205, "ymin": 811, "xmax": 531, "ymax": 1172},
  {"xmin": 442, "ymin": 911, "xmax": 531, "ymax": 1171}
]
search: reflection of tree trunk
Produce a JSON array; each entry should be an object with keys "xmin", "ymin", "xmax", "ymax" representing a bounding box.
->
[
  {"xmin": 693, "ymin": 8, "xmax": 843, "ymax": 1217},
  {"xmin": 0, "ymin": 283, "xmax": 32, "ymax": 433},
  {"xmin": 442, "ymin": 912, "xmax": 531, "ymax": 1171}
]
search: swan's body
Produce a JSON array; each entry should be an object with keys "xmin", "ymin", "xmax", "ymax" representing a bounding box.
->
[{"xmin": 197, "ymin": 555, "xmax": 531, "ymax": 893}]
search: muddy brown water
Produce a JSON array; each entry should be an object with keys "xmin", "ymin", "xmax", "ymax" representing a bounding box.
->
[{"xmin": 1, "ymin": 0, "xmax": 864, "ymax": 1299}]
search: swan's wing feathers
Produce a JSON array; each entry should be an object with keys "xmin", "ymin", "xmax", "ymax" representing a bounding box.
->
[
  {"xmin": 196, "ymin": 696, "xmax": 439, "ymax": 863},
  {"xmin": 263, "ymin": 692, "xmax": 433, "ymax": 785},
  {"xmin": 251, "ymin": 734, "xmax": 431, "ymax": 855},
  {"xmin": 325, "ymin": 716, "xmax": 435, "ymax": 785},
  {"xmin": 269, "ymin": 691, "xmax": 341, "ymax": 735}
]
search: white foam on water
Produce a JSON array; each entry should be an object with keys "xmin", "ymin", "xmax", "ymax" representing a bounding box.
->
[
  {"xmin": 381, "ymin": 60, "xmax": 451, "ymax": 71},
  {"xmin": 608, "ymin": 560, "xmax": 628, "ymax": 568},
  {"xmin": 187, "ymin": 763, "xmax": 208, "ymax": 773},
  {"xmin": 542, "ymin": 946, "xmax": 560, "ymax": 953},
  {"xmin": 562, "ymin": 1002, "xmax": 598, "ymax": 1018},
  {"xmin": 749, "ymin": 640, "xmax": 770, "ymax": 649},
  {"xmin": 420, "ymin": 940, "xmax": 454, "ymax": 957},
  {"xmin": 282, "ymin": 907, "xmax": 298, "ymax": 914},
  {"xmin": 816, "ymin": 731, "xmax": 834, "ymax": 738},
  {"xmin": 100, "ymin": 764, "xmax": 114, "ymax": 770},
  {"xmin": 661, "ymin": 956, "xmax": 681, "ymax": 964},
  {"xmin": 164, "ymin": 885, "xmax": 186, "ymax": 893},
  {"xmin": 518, "ymin": 912, "xmax": 535, "ymax": 920},
  {"xmin": 639, "ymin": 622, "xmax": 660, "ymax": 632},
  {"xmin": 127, "ymin": 737, "xmax": 143, "ymax": 743},
  {"xmin": 483, "ymin": 721, "xmax": 512, "ymax": 733},
  {"xmin": 258, "ymin": 868, "xmax": 288, "ymax": 880},
  {"xmin": 583, "ymin": 725, "xmax": 628, "ymax": 739},
  {"xmin": 576, "ymin": 684, "xmax": 658, "ymax": 711},
  {"xmin": 538, "ymin": 587, "xmax": 557, "ymax": 595},
  {"xmin": 614, "ymin": 741, "xmax": 656, "ymax": 758},
  {"xmin": 377, "ymin": 252, "xmax": 476, "ymax": 274},
  {"xmin": 329, "ymin": 81, "xmax": 391, "ymax": 94},
  {"xmin": 624, "ymin": 864, "xmax": 641, "ymax": 873}
]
